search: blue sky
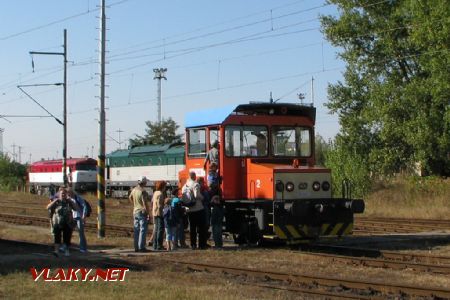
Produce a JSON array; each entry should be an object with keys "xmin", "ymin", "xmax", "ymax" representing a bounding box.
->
[{"xmin": 0, "ymin": 0, "xmax": 344, "ymax": 162}]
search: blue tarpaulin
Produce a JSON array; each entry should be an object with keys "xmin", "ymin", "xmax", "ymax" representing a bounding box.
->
[{"xmin": 184, "ymin": 104, "xmax": 237, "ymax": 128}]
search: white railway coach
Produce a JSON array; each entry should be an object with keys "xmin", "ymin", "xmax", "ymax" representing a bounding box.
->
[{"xmin": 106, "ymin": 143, "xmax": 185, "ymax": 198}]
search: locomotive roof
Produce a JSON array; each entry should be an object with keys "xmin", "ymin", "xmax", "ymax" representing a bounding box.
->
[
  {"xmin": 107, "ymin": 143, "xmax": 184, "ymax": 158},
  {"xmin": 30, "ymin": 157, "xmax": 96, "ymax": 166},
  {"xmin": 185, "ymin": 102, "xmax": 316, "ymax": 128}
]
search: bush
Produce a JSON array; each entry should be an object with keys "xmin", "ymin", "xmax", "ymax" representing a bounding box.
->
[
  {"xmin": 324, "ymin": 141, "xmax": 372, "ymax": 198},
  {"xmin": 0, "ymin": 154, "xmax": 27, "ymax": 192}
]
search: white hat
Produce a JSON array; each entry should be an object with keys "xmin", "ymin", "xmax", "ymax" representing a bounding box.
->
[{"xmin": 138, "ymin": 176, "xmax": 147, "ymax": 183}]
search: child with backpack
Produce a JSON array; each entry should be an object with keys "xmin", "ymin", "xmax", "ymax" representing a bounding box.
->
[
  {"xmin": 46, "ymin": 187, "xmax": 78, "ymax": 257},
  {"xmin": 207, "ymin": 162, "xmax": 219, "ymax": 193},
  {"xmin": 171, "ymin": 188, "xmax": 187, "ymax": 248},
  {"xmin": 163, "ymin": 197, "xmax": 178, "ymax": 251}
]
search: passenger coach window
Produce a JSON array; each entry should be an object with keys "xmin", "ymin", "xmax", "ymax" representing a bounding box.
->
[
  {"xmin": 272, "ymin": 126, "xmax": 311, "ymax": 157},
  {"xmin": 225, "ymin": 125, "xmax": 268, "ymax": 157},
  {"xmin": 188, "ymin": 128, "xmax": 206, "ymax": 157}
]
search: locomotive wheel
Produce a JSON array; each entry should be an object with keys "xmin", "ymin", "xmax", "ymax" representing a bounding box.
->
[
  {"xmin": 233, "ymin": 217, "xmax": 262, "ymax": 246},
  {"xmin": 232, "ymin": 233, "xmax": 247, "ymax": 245}
]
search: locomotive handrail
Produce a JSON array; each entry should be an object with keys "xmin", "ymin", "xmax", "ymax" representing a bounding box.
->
[
  {"xmin": 249, "ymin": 179, "xmax": 256, "ymax": 200},
  {"xmin": 342, "ymin": 179, "xmax": 352, "ymax": 199}
]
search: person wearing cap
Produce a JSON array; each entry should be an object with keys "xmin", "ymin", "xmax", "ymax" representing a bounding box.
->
[{"xmin": 129, "ymin": 176, "xmax": 151, "ymax": 252}]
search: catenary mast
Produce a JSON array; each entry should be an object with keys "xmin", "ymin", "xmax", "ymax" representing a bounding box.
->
[{"xmin": 97, "ymin": 0, "xmax": 107, "ymax": 238}]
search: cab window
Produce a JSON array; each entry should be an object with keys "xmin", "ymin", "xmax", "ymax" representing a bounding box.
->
[
  {"xmin": 272, "ymin": 126, "xmax": 311, "ymax": 157},
  {"xmin": 225, "ymin": 125, "xmax": 268, "ymax": 157},
  {"xmin": 209, "ymin": 128, "xmax": 219, "ymax": 148},
  {"xmin": 188, "ymin": 128, "xmax": 206, "ymax": 157}
]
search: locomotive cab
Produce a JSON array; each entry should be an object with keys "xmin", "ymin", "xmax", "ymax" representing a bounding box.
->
[{"xmin": 180, "ymin": 102, "xmax": 364, "ymax": 244}]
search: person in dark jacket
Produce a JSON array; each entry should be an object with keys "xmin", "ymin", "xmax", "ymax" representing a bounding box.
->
[
  {"xmin": 47, "ymin": 187, "xmax": 78, "ymax": 257},
  {"xmin": 163, "ymin": 198, "xmax": 178, "ymax": 251},
  {"xmin": 210, "ymin": 195, "xmax": 224, "ymax": 248}
]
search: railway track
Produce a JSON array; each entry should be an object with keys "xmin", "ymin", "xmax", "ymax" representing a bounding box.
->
[
  {"xmin": 7, "ymin": 237, "xmax": 449, "ymax": 299},
  {"xmin": 3, "ymin": 212, "xmax": 450, "ymax": 298},
  {"xmin": 302, "ymin": 244, "xmax": 450, "ymax": 265},
  {"xmin": 2, "ymin": 212, "xmax": 450, "ymax": 276},
  {"xmin": 297, "ymin": 244, "xmax": 450, "ymax": 275},
  {"xmin": 357, "ymin": 216, "xmax": 450, "ymax": 227},
  {"xmin": 164, "ymin": 258, "xmax": 450, "ymax": 299},
  {"xmin": 0, "ymin": 198, "xmax": 132, "ymax": 225},
  {"xmin": 0, "ymin": 204, "xmax": 130, "ymax": 218},
  {"xmin": 0, "ymin": 213, "xmax": 132, "ymax": 236},
  {"xmin": 354, "ymin": 217, "xmax": 450, "ymax": 235},
  {"xmin": 3, "ymin": 197, "xmax": 450, "ymax": 235}
]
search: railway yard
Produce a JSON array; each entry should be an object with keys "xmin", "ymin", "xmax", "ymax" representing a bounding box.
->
[{"xmin": 1, "ymin": 192, "xmax": 450, "ymax": 299}]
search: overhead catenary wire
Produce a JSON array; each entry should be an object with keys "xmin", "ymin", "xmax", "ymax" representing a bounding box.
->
[
  {"xmin": 0, "ymin": 0, "xmax": 134, "ymax": 41},
  {"xmin": 108, "ymin": 17, "xmax": 320, "ymax": 63},
  {"xmin": 17, "ymin": 85, "xmax": 64, "ymax": 125},
  {"xmin": 64, "ymin": 45, "xmax": 450, "ymax": 117},
  {"xmin": 108, "ymin": 0, "xmax": 313, "ymax": 55},
  {"xmin": 108, "ymin": 3, "xmax": 329, "ymax": 60},
  {"xmin": 3, "ymin": 0, "xmax": 440, "ymax": 123},
  {"xmin": 106, "ymin": 0, "xmax": 392, "ymax": 59},
  {"xmin": 110, "ymin": 25, "xmax": 320, "ymax": 75},
  {"xmin": 0, "ymin": 0, "xmax": 416, "ymax": 92}
]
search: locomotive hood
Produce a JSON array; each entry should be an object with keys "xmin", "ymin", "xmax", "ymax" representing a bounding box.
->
[{"xmin": 245, "ymin": 160, "xmax": 332, "ymax": 200}]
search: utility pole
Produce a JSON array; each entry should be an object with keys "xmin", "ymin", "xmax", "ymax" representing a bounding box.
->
[
  {"xmin": 0, "ymin": 128, "xmax": 4, "ymax": 156},
  {"xmin": 97, "ymin": 0, "xmax": 107, "ymax": 238},
  {"xmin": 12, "ymin": 143, "xmax": 16, "ymax": 161},
  {"xmin": 153, "ymin": 68, "xmax": 167, "ymax": 124},
  {"xmin": 311, "ymin": 76, "xmax": 315, "ymax": 105},
  {"xmin": 18, "ymin": 146, "xmax": 22, "ymax": 163},
  {"xmin": 116, "ymin": 129, "xmax": 124, "ymax": 149},
  {"xmin": 29, "ymin": 29, "xmax": 68, "ymax": 185}
]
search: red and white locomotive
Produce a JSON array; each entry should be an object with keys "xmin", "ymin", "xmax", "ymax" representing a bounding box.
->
[{"xmin": 28, "ymin": 158, "xmax": 97, "ymax": 193}]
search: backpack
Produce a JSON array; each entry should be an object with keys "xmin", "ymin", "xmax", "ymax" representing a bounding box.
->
[
  {"xmin": 163, "ymin": 206, "xmax": 177, "ymax": 227},
  {"xmin": 172, "ymin": 199, "xmax": 183, "ymax": 219},
  {"xmin": 74, "ymin": 195, "xmax": 92, "ymax": 218},
  {"xmin": 181, "ymin": 184, "xmax": 196, "ymax": 207},
  {"xmin": 52, "ymin": 201, "xmax": 74, "ymax": 229}
]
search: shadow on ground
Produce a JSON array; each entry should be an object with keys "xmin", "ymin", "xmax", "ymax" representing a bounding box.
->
[{"xmin": 0, "ymin": 239, "xmax": 148, "ymax": 276}]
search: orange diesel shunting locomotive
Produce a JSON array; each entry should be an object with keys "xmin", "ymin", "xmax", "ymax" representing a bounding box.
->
[{"xmin": 179, "ymin": 102, "xmax": 364, "ymax": 244}]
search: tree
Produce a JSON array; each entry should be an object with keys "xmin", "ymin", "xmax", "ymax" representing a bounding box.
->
[
  {"xmin": 129, "ymin": 117, "xmax": 183, "ymax": 147},
  {"xmin": 315, "ymin": 134, "xmax": 330, "ymax": 166},
  {"xmin": 321, "ymin": 0, "xmax": 450, "ymax": 177},
  {"xmin": 0, "ymin": 154, "xmax": 27, "ymax": 191}
]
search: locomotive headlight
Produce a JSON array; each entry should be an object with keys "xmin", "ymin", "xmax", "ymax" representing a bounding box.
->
[
  {"xmin": 322, "ymin": 181, "xmax": 330, "ymax": 191},
  {"xmin": 285, "ymin": 182, "xmax": 295, "ymax": 192},
  {"xmin": 298, "ymin": 182, "xmax": 307, "ymax": 190},
  {"xmin": 312, "ymin": 181, "xmax": 321, "ymax": 191},
  {"xmin": 275, "ymin": 180, "xmax": 284, "ymax": 192}
]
